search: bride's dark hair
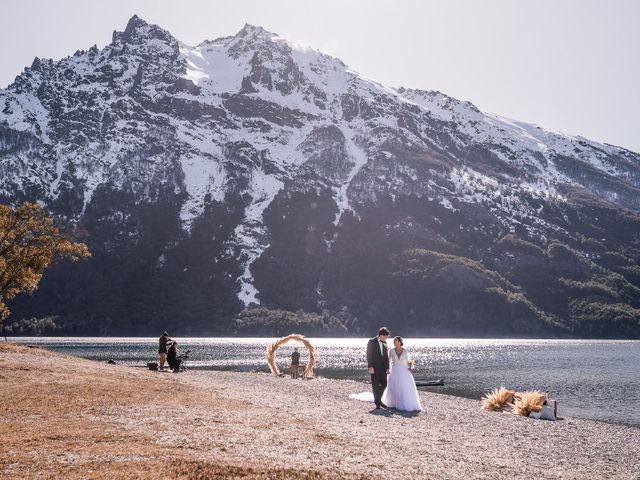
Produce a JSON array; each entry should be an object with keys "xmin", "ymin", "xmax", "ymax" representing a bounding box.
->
[{"xmin": 394, "ymin": 335, "xmax": 403, "ymax": 346}]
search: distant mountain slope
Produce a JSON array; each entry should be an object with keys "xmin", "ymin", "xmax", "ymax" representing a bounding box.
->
[{"xmin": 1, "ymin": 15, "xmax": 639, "ymax": 337}]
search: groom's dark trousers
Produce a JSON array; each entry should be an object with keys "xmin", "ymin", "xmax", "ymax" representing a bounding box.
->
[{"xmin": 367, "ymin": 337, "xmax": 389, "ymax": 407}]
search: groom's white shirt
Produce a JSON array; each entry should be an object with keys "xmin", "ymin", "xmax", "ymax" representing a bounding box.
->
[{"xmin": 378, "ymin": 339, "xmax": 384, "ymax": 355}]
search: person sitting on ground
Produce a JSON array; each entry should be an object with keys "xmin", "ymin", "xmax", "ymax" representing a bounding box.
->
[
  {"xmin": 167, "ymin": 341, "xmax": 181, "ymax": 373},
  {"xmin": 290, "ymin": 347, "xmax": 301, "ymax": 378},
  {"xmin": 158, "ymin": 331, "xmax": 171, "ymax": 370}
]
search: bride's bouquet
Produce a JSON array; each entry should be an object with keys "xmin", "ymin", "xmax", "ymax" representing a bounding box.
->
[{"xmin": 407, "ymin": 359, "xmax": 415, "ymax": 370}]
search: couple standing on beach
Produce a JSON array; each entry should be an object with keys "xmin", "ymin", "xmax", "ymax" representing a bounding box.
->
[{"xmin": 367, "ymin": 327, "xmax": 422, "ymax": 412}]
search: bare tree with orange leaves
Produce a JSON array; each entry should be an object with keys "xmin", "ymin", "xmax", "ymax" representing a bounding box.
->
[{"xmin": 0, "ymin": 202, "xmax": 90, "ymax": 338}]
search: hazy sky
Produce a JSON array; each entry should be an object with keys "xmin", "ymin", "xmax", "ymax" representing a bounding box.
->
[{"xmin": 1, "ymin": 0, "xmax": 638, "ymax": 152}]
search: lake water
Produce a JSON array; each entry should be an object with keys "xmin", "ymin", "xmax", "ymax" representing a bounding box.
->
[{"xmin": 9, "ymin": 337, "xmax": 639, "ymax": 427}]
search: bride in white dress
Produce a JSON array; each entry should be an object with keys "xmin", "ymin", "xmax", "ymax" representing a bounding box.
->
[{"xmin": 381, "ymin": 336, "xmax": 423, "ymax": 412}]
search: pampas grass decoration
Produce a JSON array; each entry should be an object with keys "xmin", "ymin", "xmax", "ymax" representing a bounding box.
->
[
  {"xmin": 482, "ymin": 387, "xmax": 516, "ymax": 411},
  {"xmin": 266, "ymin": 334, "xmax": 316, "ymax": 378},
  {"xmin": 513, "ymin": 390, "xmax": 547, "ymax": 417}
]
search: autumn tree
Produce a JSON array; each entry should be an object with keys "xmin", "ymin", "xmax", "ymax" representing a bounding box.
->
[{"xmin": 0, "ymin": 202, "xmax": 90, "ymax": 334}]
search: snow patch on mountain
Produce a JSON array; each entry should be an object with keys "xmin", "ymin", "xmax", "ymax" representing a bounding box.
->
[
  {"xmin": 179, "ymin": 156, "xmax": 227, "ymax": 224},
  {"xmin": 180, "ymin": 42, "xmax": 249, "ymax": 92},
  {"xmin": 1, "ymin": 91, "xmax": 51, "ymax": 142},
  {"xmin": 234, "ymin": 170, "xmax": 284, "ymax": 305},
  {"xmin": 333, "ymin": 124, "xmax": 368, "ymax": 226}
]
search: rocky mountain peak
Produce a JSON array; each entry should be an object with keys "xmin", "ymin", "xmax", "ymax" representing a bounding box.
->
[
  {"xmin": 225, "ymin": 23, "xmax": 283, "ymax": 60},
  {"xmin": 236, "ymin": 23, "xmax": 277, "ymax": 41},
  {"xmin": 112, "ymin": 14, "xmax": 176, "ymax": 46}
]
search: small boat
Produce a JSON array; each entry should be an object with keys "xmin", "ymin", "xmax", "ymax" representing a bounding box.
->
[{"xmin": 415, "ymin": 378, "xmax": 445, "ymax": 387}]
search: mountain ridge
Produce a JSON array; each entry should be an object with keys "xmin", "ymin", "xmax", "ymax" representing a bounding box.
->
[{"xmin": 1, "ymin": 15, "xmax": 639, "ymax": 338}]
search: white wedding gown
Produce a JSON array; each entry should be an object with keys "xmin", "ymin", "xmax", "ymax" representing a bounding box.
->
[{"xmin": 381, "ymin": 348, "xmax": 423, "ymax": 412}]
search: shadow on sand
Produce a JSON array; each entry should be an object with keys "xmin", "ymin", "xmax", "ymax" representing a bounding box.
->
[{"xmin": 369, "ymin": 407, "xmax": 421, "ymax": 418}]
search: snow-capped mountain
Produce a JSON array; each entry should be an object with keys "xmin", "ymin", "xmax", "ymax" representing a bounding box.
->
[{"xmin": 2, "ymin": 16, "xmax": 639, "ymax": 338}]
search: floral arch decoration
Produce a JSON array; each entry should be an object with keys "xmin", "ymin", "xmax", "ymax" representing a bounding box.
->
[{"xmin": 266, "ymin": 333, "xmax": 316, "ymax": 378}]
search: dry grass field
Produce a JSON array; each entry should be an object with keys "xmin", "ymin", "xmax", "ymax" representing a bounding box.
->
[{"xmin": 0, "ymin": 343, "xmax": 363, "ymax": 479}]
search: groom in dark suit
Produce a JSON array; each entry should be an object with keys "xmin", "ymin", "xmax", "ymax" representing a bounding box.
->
[{"xmin": 367, "ymin": 327, "xmax": 390, "ymax": 409}]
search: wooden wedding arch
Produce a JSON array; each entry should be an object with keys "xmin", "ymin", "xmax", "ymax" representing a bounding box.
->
[{"xmin": 266, "ymin": 334, "xmax": 316, "ymax": 378}]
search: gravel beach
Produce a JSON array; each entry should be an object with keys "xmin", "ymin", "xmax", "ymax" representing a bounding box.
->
[{"xmin": 1, "ymin": 343, "xmax": 638, "ymax": 479}]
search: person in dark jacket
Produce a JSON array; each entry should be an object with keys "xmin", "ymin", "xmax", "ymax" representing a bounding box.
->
[
  {"xmin": 290, "ymin": 347, "xmax": 301, "ymax": 378},
  {"xmin": 366, "ymin": 327, "xmax": 390, "ymax": 409},
  {"xmin": 167, "ymin": 341, "xmax": 181, "ymax": 372},
  {"xmin": 158, "ymin": 331, "xmax": 171, "ymax": 369}
]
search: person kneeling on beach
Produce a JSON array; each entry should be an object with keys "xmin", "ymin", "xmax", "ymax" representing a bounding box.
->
[{"xmin": 167, "ymin": 341, "xmax": 181, "ymax": 373}]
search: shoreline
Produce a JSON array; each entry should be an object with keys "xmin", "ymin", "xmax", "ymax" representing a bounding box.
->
[
  {"xmin": 2, "ymin": 342, "xmax": 639, "ymax": 479},
  {"xmin": 62, "ymin": 361, "xmax": 640, "ymax": 428},
  {"xmin": 9, "ymin": 338, "xmax": 640, "ymax": 429}
]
